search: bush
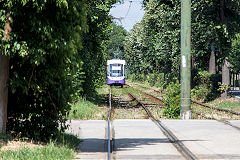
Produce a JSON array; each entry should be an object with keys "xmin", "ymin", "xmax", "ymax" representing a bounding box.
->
[
  {"xmin": 146, "ymin": 73, "xmax": 156, "ymax": 86},
  {"xmin": 191, "ymin": 70, "xmax": 221, "ymax": 102},
  {"xmin": 163, "ymin": 81, "xmax": 180, "ymax": 119},
  {"xmin": 128, "ymin": 73, "xmax": 145, "ymax": 82},
  {"xmin": 145, "ymin": 73, "xmax": 165, "ymax": 87},
  {"xmin": 129, "ymin": 72, "xmax": 169, "ymax": 89}
]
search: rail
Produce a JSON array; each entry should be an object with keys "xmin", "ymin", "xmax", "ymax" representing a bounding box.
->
[
  {"xmin": 127, "ymin": 91, "xmax": 197, "ymax": 160},
  {"xmin": 144, "ymin": 93, "xmax": 166, "ymax": 107},
  {"xmin": 192, "ymin": 100, "xmax": 240, "ymax": 116},
  {"xmin": 150, "ymin": 85, "xmax": 240, "ymax": 116},
  {"xmin": 107, "ymin": 88, "xmax": 112, "ymax": 160}
]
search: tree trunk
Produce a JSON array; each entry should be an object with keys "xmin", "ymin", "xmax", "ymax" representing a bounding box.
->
[
  {"xmin": 221, "ymin": 58, "xmax": 230, "ymax": 98},
  {"xmin": 219, "ymin": 0, "xmax": 230, "ymax": 98},
  {"xmin": 220, "ymin": 0, "xmax": 227, "ymax": 25},
  {"xmin": 0, "ymin": 54, "xmax": 9, "ymax": 132},
  {"xmin": 192, "ymin": 57, "xmax": 195, "ymax": 68},
  {"xmin": 209, "ymin": 42, "xmax": 216, "ymax": 74},
  {"xmin": 0, "ymin": 13, "xmax": 12, "ymax": 132}
]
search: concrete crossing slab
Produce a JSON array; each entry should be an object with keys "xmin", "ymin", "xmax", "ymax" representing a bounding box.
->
[
  {"xmin": 162, "ymin": 120, "xmax": 240, "ymax": 159},
  {"xmin": 65, "ymin": 120, "xmax": 240, "ymax": 160},
  {"xmin": 66, "ymin": 120, "xmax": 107, "ymax": 160},
  {"xmin": 113, "ymin": 119, "xmax": 184, "ymax": 160},
  {"xmin": 229, "ymin": 120, "xmax": 240, "ymax": 128}
]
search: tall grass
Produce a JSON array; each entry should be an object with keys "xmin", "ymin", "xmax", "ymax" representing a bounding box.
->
[
  {"xmin": 0, "ymin": 142, "xmax": 74, "ymax": 160},
  {"xmin": 68, "ymin": 85, "xmax": 108, "ymax": 120},
  {"xmin": 68, "ymin": 99, "xmax": 100, "ymax": 119},
  {"xmin": 0, "ymin": 132, "xmax": 81, "ymax": 160}
]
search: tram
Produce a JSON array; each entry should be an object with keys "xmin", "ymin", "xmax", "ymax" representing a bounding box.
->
[{"xmin": 107, "ymin": 59, "xmax": 126, "ymax": 87}]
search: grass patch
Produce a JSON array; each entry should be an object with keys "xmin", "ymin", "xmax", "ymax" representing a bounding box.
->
[
  {"xmin": 0, "ymin": 142, "xmax": 74, "ymax": 160},
  {"xmin": 217, "ymin": 101, "xmax": 240, "ymax": 109},
  {"xmin": 69, "ymin": 85, "xmax": 109, "ymax": 120},
  {"xmin": 55, "ymin": 133, "xmax": 81, "ymax": 150},
  {"xmin": 209, "ymin": 98, "xmax": 240, "ymax": 112},
  {"xmin": 0, "ymin": 132, "xmax": 81, "ymax": 160},
  {"xmin": 69, "ymin": 99, "xmax": 100, "ymax": 119},
  {"xmin": 111, "ymin": 85, "xmax": 128, "ymax": 96}
]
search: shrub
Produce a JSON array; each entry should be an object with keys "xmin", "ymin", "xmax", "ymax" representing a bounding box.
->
[
  {"xmin": 163, "ymin": 81, "xmax": 180, "ymax": 119},
  {"xmin": 128, "ymin": 73, "xmax": 145, "ymax": 82},
  {"xmin": 191, "ymin": 70, "xmax": 221, "ymax": 102},
  {"xmin": 146, "ymin": 73, "xmax": 165, "ymax": 87},
  {"xmin": 146, "ymin": 73, "xmax": 156, "ymax": 86}
]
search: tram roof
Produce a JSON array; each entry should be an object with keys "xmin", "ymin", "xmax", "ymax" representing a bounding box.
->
[{"xmin": 107, "ymin": 59, "xmax": 126, "ymax": 65}]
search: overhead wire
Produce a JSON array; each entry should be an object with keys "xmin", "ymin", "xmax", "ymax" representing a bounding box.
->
[{"xmin": 111, "ymin": 0, "xmax": 144, "ymax": 30}]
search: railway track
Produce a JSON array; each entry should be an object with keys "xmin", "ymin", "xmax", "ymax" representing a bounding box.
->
[
  {"xmin": 192, "ymin": 101, "xmax": 240, "ymax": 131},
  {"xmin": 132, "ymin": 83, "xmax": 240, "ymax": 116},
  {"xmin": 127, "ymin": 83, "xmax": 240, "ymax": 130},
  {"xmin": 127, "ymin": 90, "xmax": 197, "ymax": 160},
  {"xmin": 107, "ymin": 87, "xmax": 113, "ymax": 160},
  {"xmin": 68, "ymin": 84, "xmax": 240, "ymax": 159},
  {"xmin": 126, "ymin": 83, "xmax": 166, "ymax": 107},
  {"xmin": 192, "ymin": 100, "xmax": 240, "ymax": 116}
]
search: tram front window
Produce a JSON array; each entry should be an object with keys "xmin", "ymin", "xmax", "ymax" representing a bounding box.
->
[{"xmin": 110, "ymin": 64, "xmax": 123, "ymax": 77}]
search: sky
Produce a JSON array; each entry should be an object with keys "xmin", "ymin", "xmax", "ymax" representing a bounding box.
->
[{"xmin": 109, "ymin": 0, "xmax": 145, "ymax": 32}]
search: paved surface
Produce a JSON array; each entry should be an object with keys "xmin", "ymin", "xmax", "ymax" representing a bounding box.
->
[
  {"xmin": 162, "ymin": 120, "xmax": 240, "ymax": 160},
  {"xmin": 229, "ymin": 120, "xmax": 240, "ymax": 128},
  {"xmin": 66, "ymin": 119, "xmax": 240, "ymax": 160},
  {"xmin": 113, "ymin": 119, "xmax": 184, "ymax": 160},
  {"xmin": 66, "ymin": 120, "xmax": 107, "ymax": 160}
]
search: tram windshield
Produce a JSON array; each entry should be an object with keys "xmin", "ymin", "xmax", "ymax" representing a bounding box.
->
[{"xmin": 110, "ymin": 64, "xmax": 123, "ymax": 77}]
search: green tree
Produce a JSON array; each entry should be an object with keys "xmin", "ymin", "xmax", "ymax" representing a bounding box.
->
[
  {"xmin": 107, "ymin": 22, "xmax": 127, "ymax": 59},
  {"xmin": 79, "ymin": 0, "xmax": 118, "ymax": 98},
  {"xmin": 2, "ymin": 0, "xmax": 88, "ymax": 139},
  {"xmin": 229, "ymin": 34, "xmax": 240, "ymax": 73},
  {"xmin": 125, "ymin": 0, "xmax": 240, "ymax": 91},
  {"xmin": 0, "ymin": 0, "xmax": 120, "ymax": 139}
]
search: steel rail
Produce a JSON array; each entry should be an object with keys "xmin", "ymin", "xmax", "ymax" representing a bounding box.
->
[
  {"xmin": 107, "ymin": 88, "xmax": 112, "ymax": 160},
  {"xmin": 146, "ymin": 85, "xmax": 240, "ymax": 116},
  {"xmin": 144, "ymin": 93, "xmax": 166, "ymax": 107},
  {"xmin": 142, "ymin": 84, "xmax": 240, "ymax": 116},
  {"xmin": 129, "ymin": 83, "xmax": 240, "ymax": 116},
  {"xmin": 193, "ymin": 111, "xmax": 240, "ymax": 131},
  {"xmin": 151, "ymin": 85, "xmax": 240, "ymax": 116},
  {"xmin": 192, "ymin": 101, "xmax": 240, "ymax": 116},
  {"xmin": 127, "ymin": 91, "xmax": 197, "ymax": 160},
  {"xmin": 147, "ymin": 87, "xmax": 240, "ymax": 131},
  {"xmin": 126, "ymin": 84, "xmax": 165, "ymax": 106}
]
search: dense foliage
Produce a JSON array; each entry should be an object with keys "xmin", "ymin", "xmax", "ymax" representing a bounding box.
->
[
  {"xmin": 0, "ymin": 0, "xmax": 118, "ymax": 140},
  {"xmin": 79, "ymin": 1, "xmax": 118, "ymax": 98},
  {"xmin": 191, "ymin": 70, "xmax": 221, "ymax": 102},
  {"xmin": 106, "ymin": 22, "xmax": 128, "ymax": 59},
  {"xmin": 229, "ymin": 34, "xmax": 240, "ymax": 73},
  {"xmin": 123, "ymin": 0, "xmax": 240, "ymax": 115},
  {"xmin": 125, "ymin": 0, "xmax": 240, "ymax": 77}
]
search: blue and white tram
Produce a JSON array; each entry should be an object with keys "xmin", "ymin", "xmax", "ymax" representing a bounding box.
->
[{"xmin": 107, "ymin": 59, "xmax": 126, "ymax": 87}]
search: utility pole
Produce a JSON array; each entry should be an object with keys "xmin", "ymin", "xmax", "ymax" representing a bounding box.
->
[{"xmin": 180, "ymin": 0, "xmax": 191, "ymax": 119}]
